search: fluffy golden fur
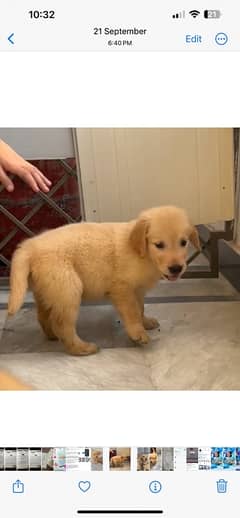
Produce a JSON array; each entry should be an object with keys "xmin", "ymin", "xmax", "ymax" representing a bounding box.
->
[
  {"xmin": 92, "ymin": 450, "xmax": 103, "ymax": 464},
  {"xmin": 138, "ymin": 454, "xmax": 150, "ymax": 471},
  {"xmin": 110, "ymin": 455, "xmax": 127, "ymax": 468},
  {"xmin": 8, "ymin": 206, "xmax": 200, "ymax": 356}
]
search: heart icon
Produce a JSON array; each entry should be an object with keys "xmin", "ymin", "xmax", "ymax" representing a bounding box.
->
[{"xmin": 78, "ymin": 481, "xmax": 91, "ymax": 493}]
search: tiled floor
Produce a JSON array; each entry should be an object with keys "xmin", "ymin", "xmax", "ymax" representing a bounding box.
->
[{"xmin": 1, "ymin": 273, "xmax": 240, "ymax": 390}]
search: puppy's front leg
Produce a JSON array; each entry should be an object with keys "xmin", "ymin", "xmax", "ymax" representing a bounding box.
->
[
  {"xmin": 136, "ymin": 290, "xmax": 160, "ymax": 331},
  {"xmin": 111, "ymin": 287, "xmax": 150, "ymax": 345}
]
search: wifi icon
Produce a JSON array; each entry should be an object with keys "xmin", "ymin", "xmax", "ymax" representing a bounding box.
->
[{"xmin": 189, "ymin": 9, "xmax": 201, "ymax": 18}]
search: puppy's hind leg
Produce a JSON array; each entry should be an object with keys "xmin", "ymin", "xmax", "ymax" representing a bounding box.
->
[
  {"xmin": 35, "ymin": 299, "xmax": 57, "ymax": 340},
  {"xmin": 49, "ymin": 269, "xmax": 98, "ymax": 356}
]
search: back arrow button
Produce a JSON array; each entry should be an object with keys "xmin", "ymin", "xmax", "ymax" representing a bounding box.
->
[{"xmin": 8, "ymin": 33, "xmax": 15, "ymax": 45}]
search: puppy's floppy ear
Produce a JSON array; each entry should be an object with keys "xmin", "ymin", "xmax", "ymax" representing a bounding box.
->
[
  {"xmin": 189, "ymin": 226, "xmax": 201, "ymax": 251},
  {"xmin": 130, "ymin": 217, "xmax": 149, "ymax": 257}
]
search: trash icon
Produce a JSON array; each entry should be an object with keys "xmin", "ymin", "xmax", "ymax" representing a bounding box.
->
[{"xmin": 216, "ymin": 479, "xmax": 228, "ymax": 493}]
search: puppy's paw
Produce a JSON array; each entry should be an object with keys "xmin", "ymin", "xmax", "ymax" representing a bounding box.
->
[
  {"xmin": 67, "ymin": 341, "xmax": 99, "ymax": 356},
  {"xmin": 129, "ymin": 326, "xmax": 150, "ymax": 345},
  {"xmin": 81, "ymin": 342, "xmax": 99, "ymax": 356},
  {"xmin": 143, "ymin": 316, "xmax": 160, "ymax": 330},
  {"xmin": 136, "ymin": 331, "xmax": 150, "ymax": 345}
]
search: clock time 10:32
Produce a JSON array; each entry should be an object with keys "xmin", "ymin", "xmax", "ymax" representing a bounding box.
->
[{"xmin": 28, "ymin": 10, "xmax": 55, "ymax": 19}]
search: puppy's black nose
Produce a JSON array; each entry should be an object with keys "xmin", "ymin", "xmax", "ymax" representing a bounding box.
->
[{"xmin": 169, "ymin": 264, "xmax": 183, "ymax": 274}]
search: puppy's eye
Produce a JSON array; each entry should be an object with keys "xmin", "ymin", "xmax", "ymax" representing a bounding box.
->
[
  {"xmin": 180, "ymin": 239, "xmax": 187, "ymax": 247},
  {"xmin": 155, "ymin": 241, "xmax": 165, "ymax": 249}
]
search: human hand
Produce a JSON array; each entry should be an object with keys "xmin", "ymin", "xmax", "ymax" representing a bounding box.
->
[{"xmin": 0, "ymin": 140, "xmax": 52, "ymax": 193}]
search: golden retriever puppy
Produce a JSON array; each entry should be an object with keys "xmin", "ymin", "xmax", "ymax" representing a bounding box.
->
[
  {"xmin": 8, "ymin": 206, "xmax": 200, "ymax": 356},
  {"xmin": 92, "ymin": 450, "xmax": 103, "ymax": 464},
  {"xmin": 110, "ymin": 455, "xmax": 126, "ymax": 468},
  {"xmin": 138, "ymin": 454, "xmax": 150, "ymax": 471}
]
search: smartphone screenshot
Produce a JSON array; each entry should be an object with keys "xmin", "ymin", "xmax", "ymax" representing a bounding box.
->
[
  {"xmin": 0, "ymin": 1, "xmax": 240, "ymax": 517},
  {"xmin": 17, "ymin": 448, "xmax": 29, "ymax": 471},
  {"xmin": 29, "ymin": 448, "xmax": 42, "ymax": 471},
  {"xmin": 4, "ymin": 448, "xmax": 17, "ymax": 471}
]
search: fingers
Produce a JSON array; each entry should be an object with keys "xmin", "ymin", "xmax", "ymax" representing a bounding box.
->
[
  {"xmin": 0, "ymin": 165, "xmax": 14, "ymax": 192},
  {"xmin": 37, "ymin": 170, "xmax": 52, "ymax": 185},
  {"xmin": 30, "ymin": 166, "xmax": 52, "ymax": 193},
  {"xmin": 15, "ymin": 165, "xmax": 52, "ymax": 193},
  {"xmin": 19, "ymin": 168, "xmax": 40, "ymax": 192},
  {"xmin": 0, "ymin": 140, "xmax": 52, "ymax": 193},
  {"xmin": 0, "ymin": 163, "xmax": 52, "ymax": 193}
]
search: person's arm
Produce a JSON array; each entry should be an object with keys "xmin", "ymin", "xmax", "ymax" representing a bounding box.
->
[{"xmin": 0, "ymin": 139, "xmax": 51, "ymax": 193}]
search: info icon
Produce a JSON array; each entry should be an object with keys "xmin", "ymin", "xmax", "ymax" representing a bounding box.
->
[{"xmin": 149, "ymin": 480, "xmax": 162, "ymax": 494}]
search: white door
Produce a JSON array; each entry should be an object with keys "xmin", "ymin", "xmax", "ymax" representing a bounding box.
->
[{"xmin": 75, "ymin": 128, "xmax": 234, "ymax": 224}]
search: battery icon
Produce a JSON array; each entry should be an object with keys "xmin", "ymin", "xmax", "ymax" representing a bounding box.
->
[{"xmin": 204, "ymin": 9, "xmax": 221, "ymax": 18}]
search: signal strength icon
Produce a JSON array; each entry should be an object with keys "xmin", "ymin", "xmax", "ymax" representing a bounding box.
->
[
  {"xmin": 189, "ymin": 9, "xmax": 201, "ymax": 18},
  {"xmin": 172, "ymin": 10, "xmax": 186, "ymax": 19}
]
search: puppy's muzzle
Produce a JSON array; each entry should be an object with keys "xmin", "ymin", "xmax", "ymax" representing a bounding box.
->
[{"xmin": 168, "ymin": 264, "xmax": 183, "ymax": 275}]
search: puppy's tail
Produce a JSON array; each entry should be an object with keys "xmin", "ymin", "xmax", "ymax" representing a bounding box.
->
[{"xmin": 8, "ymin": 244, "xmax": 31, "ymax": 316}]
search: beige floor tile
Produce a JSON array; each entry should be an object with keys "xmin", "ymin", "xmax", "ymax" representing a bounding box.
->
[
  {"xmin": 0, "ymin": 348, "xmax": 152, "ymax": 390},
  {"xmin": 143, "ymin": 302, "xmax": 240, "ymax": 390}
]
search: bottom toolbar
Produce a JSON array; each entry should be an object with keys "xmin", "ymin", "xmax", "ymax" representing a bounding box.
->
[{"xmin": 0, "ymin": 470, "xmax": 239, "ymax": 518}]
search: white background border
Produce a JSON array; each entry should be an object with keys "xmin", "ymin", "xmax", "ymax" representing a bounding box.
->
[
  {"xmin": 1, "ymin": 391, "xmax": 239, "ymax": 445},
  {"xmin": 1, "ymin": 52, "xmax": 239, "ymax": 127}
]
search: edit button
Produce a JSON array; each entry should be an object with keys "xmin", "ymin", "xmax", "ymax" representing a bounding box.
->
[{"xmin": 185, "ymin": 34, "xmax": 203, "ymax": 44}]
